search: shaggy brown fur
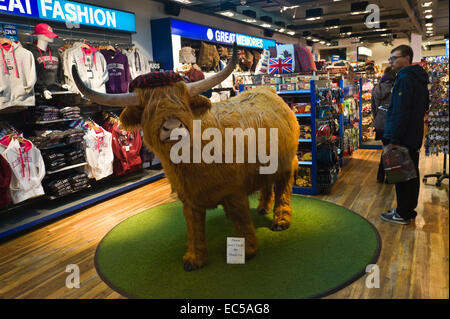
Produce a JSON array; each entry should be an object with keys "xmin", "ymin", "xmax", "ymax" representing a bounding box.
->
[{"xmin": 120, "ymin": 83, "xmax": 299, "ymax": 270}]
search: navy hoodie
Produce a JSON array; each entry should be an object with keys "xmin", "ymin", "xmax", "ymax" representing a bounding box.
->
[{"xmin": 384, "ymin": 65, "xmax": 430, "ymax": 150}]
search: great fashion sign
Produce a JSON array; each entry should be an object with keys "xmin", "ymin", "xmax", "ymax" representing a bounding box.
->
[{"xmin": 0, "ymin": 0, "xmax": 136, "ymax": 32}]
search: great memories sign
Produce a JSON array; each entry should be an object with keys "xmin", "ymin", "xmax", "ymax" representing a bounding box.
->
[{"xmin": 0, "ymin": 0, "xmax": 136, "ymax": 32}]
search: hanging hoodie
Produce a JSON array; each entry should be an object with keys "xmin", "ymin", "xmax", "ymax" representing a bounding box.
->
[
  {"xmin": 0, "ymin": 136, "xmax": 45, "ymax": 204},
  {"xmin": 0, "ymin": 154, "xmax": 12, "ymax": 208},
  {"xmin": 25, "ymin": 43, "xmax": 65, "ymax": 93},
  {"xmin": 125, "ymin": 48, "xmax": 151, "ymax": 80},
  {"xmin": 100, "ymin": 49, "xmax": 131, "ymax": 94},
  {"xmin": 102, "ymin": 120, "xmax": 142, "ymax": 176},
  {"xmin": 64, "ymin": 43, "xmax": 109, "ymax": 94},
  {"xmin": 84, "ymin": 126, "xmax": 114, "ymax": 181},
  {"xmin": 0, "ymin": 41, "xmax": 37, "ymax": 110}
]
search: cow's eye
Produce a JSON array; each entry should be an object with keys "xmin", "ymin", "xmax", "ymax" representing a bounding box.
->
[{"xmin": 162, "ymin": 127, "xmax": 169, "ymax": 132}]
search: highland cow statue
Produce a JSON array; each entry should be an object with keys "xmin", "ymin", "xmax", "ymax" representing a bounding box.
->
[{"xmin": 71, "ymin": 44, "xmax": 300, "ymax": 271}]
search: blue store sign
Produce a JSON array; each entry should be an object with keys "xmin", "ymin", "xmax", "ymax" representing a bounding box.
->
[
  {"xmin": 0, "ymin": 0, "xmax": 136, "ymax": 32},
  {"xmin": 171, "ymin": 19, "xmax": 275, "ymax": 50},
  {"xmin": 0, "ymin": 23, "xmax": 19, "ymax": 41}
]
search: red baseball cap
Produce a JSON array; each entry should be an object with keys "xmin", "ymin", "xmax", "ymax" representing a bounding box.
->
[{"xmin": 31, "ymin": 23, "xmax": 59, "ymax": 39}]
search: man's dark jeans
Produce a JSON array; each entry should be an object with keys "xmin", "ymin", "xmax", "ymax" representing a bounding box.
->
[{"xmin": 394, "ymin": 147, "xmax": 420, "ymax": 220}]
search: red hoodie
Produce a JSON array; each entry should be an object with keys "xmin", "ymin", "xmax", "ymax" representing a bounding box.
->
[
  {"xmin": 103, "ymin": 121, "xmax": 142, "ymax": 176},
  {"xmin": 0, "ymin": 154, "xmax": 12, "ymax": 208}
]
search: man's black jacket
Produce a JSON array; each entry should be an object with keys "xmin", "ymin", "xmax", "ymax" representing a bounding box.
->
[{"xmin": 384, "ymin": 64, "xmax": 430, "ymax": 150}]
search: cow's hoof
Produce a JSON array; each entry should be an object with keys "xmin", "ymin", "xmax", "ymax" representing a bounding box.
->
[
  {"xmin": 270, "ymin": 221, "xmax": 290, "ymax": 231},
  {"xmin": 183, "ymin": 253, "xmax": 206, "ymax": 271},
  {"xmin": 257, "ymin": 209, "xmax": 268, "ymax": 215},
  {"xmin": 183, "ymin": 260, "xmax": 200, "ymax": 271}
]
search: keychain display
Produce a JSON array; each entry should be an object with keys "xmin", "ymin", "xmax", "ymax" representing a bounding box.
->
[{"xmin": 424, "ymin": 56, "xmax": 449, "ymax": 156}]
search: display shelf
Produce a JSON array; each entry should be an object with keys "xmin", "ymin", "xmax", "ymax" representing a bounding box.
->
[
  {"xmin": 35, "ymin": 118, "xmax": 81, "ymax": 124},
  {"xmin": 292, "ymin": 186, "xmax": 316, "ymax": 195},
  {"xmin": 277, "ymin": 90, "xmax": 311, "ymax": 95},
  {"xmin": 46, "ymin": 162, "xmax": 87, "ymax": 175},
  {"xmin": 296, "ymin": 113, "xmax": 311, "ymax": 118},
  {"xmin": 39, "ymin": 140, "xmax": 84, "ymax": 150},
  {"xmin": 48, "ymin": 185, "xmax": 92, "ymax": 200},
  {"xmin": 358, "ymin": 76, "xmax": 383, "ymax": 149},
  {"xmin": 0, "ymin": 169, "xmax": 165, "ymax": 241}
]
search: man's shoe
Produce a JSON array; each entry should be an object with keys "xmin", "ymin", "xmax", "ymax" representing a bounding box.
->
[{"xmin": 380, "ymin": 210, "xmax": 411, "ymax": 225}]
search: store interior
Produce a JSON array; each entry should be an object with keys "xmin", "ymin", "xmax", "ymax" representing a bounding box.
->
[{"xmin": 0, "ymin": 0, "xmax": 448, "ymax": 301}]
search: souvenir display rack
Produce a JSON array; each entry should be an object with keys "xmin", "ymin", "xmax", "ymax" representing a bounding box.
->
[
  {"xmin": 340, "ymin": 79, "xmax": 361, "ymax": 166},
  {"xmin": 423, "ymin": 56, "xmax": 449, "ymax": 187},
  {"xmin": 240, "ymin": 75, "xmax": 343, "ymax": 195},
  {"xmin": 358, "ymin": 75, "xmax": 383, "ymax": 149}
]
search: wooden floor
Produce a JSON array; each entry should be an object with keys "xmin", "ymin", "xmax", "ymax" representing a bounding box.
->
[{"xmin": 0, "ymin": 149, "xmax": 448, "ymax": 299}]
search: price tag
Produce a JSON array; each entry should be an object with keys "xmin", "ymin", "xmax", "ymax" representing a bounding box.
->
[{"xmin": 227, "ymin": 237, "xmax": 245, "ymax": 264}]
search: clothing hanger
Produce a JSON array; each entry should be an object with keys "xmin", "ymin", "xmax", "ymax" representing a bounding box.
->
[{"xmin": 81, "ymin": 40, "xmax": 90, "ymax": 50}]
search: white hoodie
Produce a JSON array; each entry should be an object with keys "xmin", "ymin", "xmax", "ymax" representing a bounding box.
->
[
  {"xmin": 0, "ymin": 137, "xmax": 45, "ymax": 204},
  {"xmin": 0, "ymin": 41, "xmax": 37, "ymax": 110},
  {"xmin": 63, "ymin": 43, "xmax": 109, "ymax": 94},
  {"xmin": 125, "ymin": 48, "xmax": 151, "ymax": 80},
  {"xmin": 84, "ymin": 126, "xmax": 114, "ymax": 181}
]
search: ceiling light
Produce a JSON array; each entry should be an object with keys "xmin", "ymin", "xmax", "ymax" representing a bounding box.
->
[
  {"xmin": 377, "ymin": 28, "xmax": 387, "ymax": 32},
  {"xmin": 320, "ymin": 40, "xmax": 326, "ymax": 44},
  {"xmin": 287, "ymin": 31, "xmax": 295, "ymax": 35},
  {"xmin": 425, "ymin": 22, "xmax": 433, "ymax": 26},
  {"xmin": 312, "ymin": 38, "xmax": 320, "ymax": 42},
  {"xmin": 174, "ymin": 0, "xmax": 192, "ymax": 3},
  {"xmin": 261, "ymin": 24, "xmax": 272, "ymax": 28},
  {"xmin": 220, "ymin": 11, "xmax": 235, "ymax": 17},
  {"xmin": 306, "ymin": 36, "xmax": 312, "ymax": 39},
  {"xmin": 424, "ymin": 9, "xmax": 432, "ymax": 13},
  {"xmin": 306, "ymin": 8, "xmax": 323, "ymax": 20},
  {"xmin": 347, "ymin": 32, "xmax": 352, "ymax": 35},
  {"xmin": 351, "ymin": 2, "xmax": 369, "ymax": 14},
  {"xmin": 326, "ymin": 42, "xmax": 331, "ymax": 46},
  {"xmin": 279, "ymin": 28, "xmax": 285, "ymax": 32},
  {"xmin": 243, "ymin": 18, "xmax": 257, "ymax": 23},
  {"xmin": 340, "ymin": 26, "xmax": 352, "ymax": 34},
  {"xmin": 422, "ymin": 2, "xmax": 433, "ymax": 7},
  {"xmin": 425, "ymin": 14, "xmax": 433, "ymax": 19},
  {"xmin": 281, "ymin": 5, "xmax": 299, "ymax": 12}
]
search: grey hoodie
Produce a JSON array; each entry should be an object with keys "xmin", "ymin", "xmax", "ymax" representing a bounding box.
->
[{"xmin": 0, "ymin": 41, "xmax": 37, "ymax": 110}]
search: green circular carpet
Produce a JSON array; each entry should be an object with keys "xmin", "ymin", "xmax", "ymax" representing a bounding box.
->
[{"xmin": 95, "ymin": 195, "xmax": 381, "ymax": 299}]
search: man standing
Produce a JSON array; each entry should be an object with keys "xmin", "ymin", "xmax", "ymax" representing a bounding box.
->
[{"xmin": 380, "ymin": 45, "xmax": 429, "ymax": 225}]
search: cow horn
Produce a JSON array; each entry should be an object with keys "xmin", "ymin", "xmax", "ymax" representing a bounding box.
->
[
  {"xmin": 186, "ymin": 42, "xmax": 239, "ymax": 97},
  {"xmin": 71, "ymin": 65, "xmax": 140, "ymax": 107}
]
